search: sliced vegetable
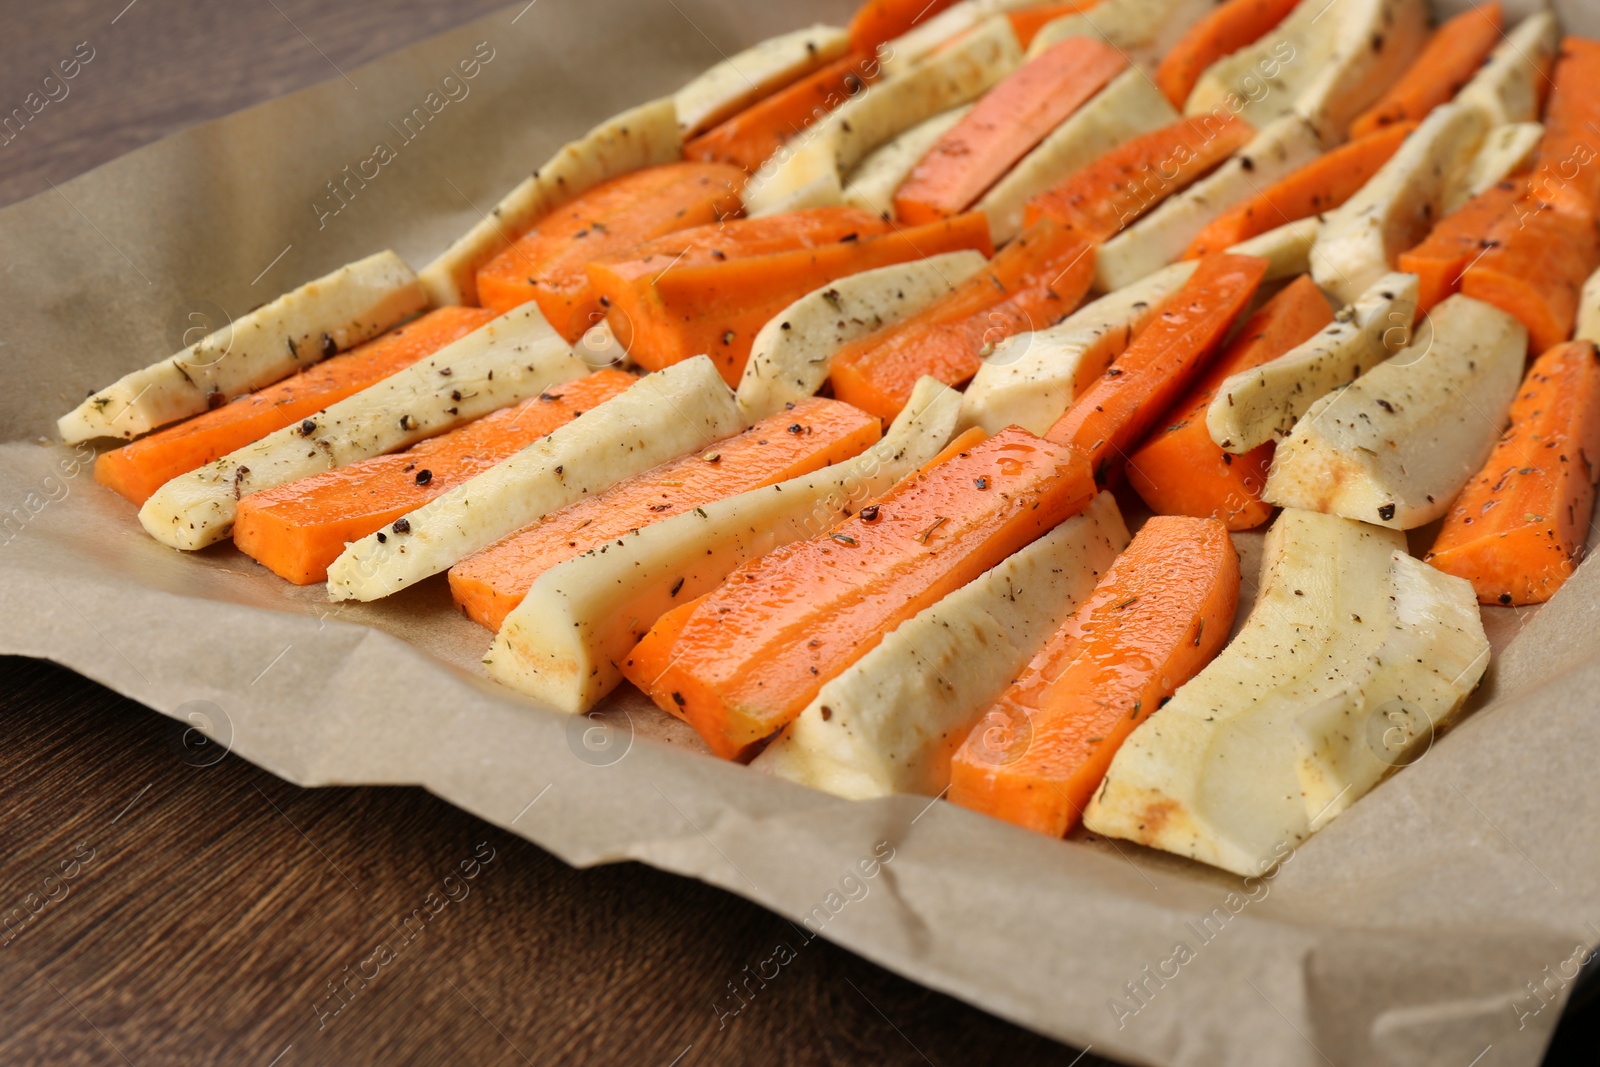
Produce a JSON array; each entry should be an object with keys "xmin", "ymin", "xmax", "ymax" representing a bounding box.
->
[
  {"xmin": 684, "ymin": 53, "xmax": 881, "ymax": 172},
  {"xmin": 1183, "ymin": 122, "xmax": 1416, "ymax": 260},
  {"xmin": 1264, "ymin": 294, "xmax": 1527, "ymax": 529},
  {"xmin": 752, "ymin": 490, "xmax": 1128, "ymax": 798},
  {"xmin": 485, "ymin": 378, "xmax": 963, "ymax": 713},
  {"xmin": 1348, "ymin": 3, "xmax": 1504, "ymax": 138},
  {"xmin": 138, "ymin": 304, "xmax": 589, "ymax": 551},
  {"xmin": 1028, "ymin": 0, "xmax": 1213, "ymax": 70},
  {"xmin": 1206, "ymin": 271, "xmax": 1417, "ymax": 454},
  {"xmin": 1023, "ymin": 113, "xmax": 1256, "ymax": 243},
  {"xmin": 325, "ymin": 356, "xmax": 745, "ymax": 601},
  {"xmin": 474, "ymin": 162, "xmax": 745, "ymax": 333},
  {"xmin": 1154, "ymin": 0, "xmax": 1302, "ymax": 110},
  {"xmin": 232, "ymin": 370, "xmax": 635, "ymax": 586},
  {"xmin": 1426, "ymin": 340, "xmax": 1600, "ymax": 605},
  {"xmin": 1443, "ymin": 121, "xmax": 1543, "ymax": 216},
  {"xmin": 829, "ymin": 218, "xmax": 1096, "ymax": 419},
  {"xmin": 418, "ymin": 99, "xmax": 681, "ymax": 307},
  {"xmin": 1083, "ymin": 508, "xmax": 1487, "ymax": 876},
  {"xmin": 948, "ymin": 515, "xmax": 1239, "ymax": 837},
  {"xmin": 448, "ymin": 397, "xmax": 881, "ymax": 631},
  {"xmin": 1007, "ymin": 1, "xmax": 1101, "ymax": 49},
  {"xmin": 892, "ymin": 36, "xmax": 1127, "ymax": 224},
  {"xmin": 60, "ymin": 251, "xmax": 426, "ymax": 444},
  {"xmin": 849, "ymin": 0, "xmax": 964, "ymax": 55},
  {"xmin": 1461, "ymin": 192, "xmax": 1600, "ymax": 354},
  {"xmin": 587, "ymin": 208, "xmax": 993, "ymax": 386},
  {"xmin": 623, "ymin": 426, "xmax": 1096, "ymax": 759},
  {"xmin": 1530, "ymin": 37, "xmax": 1600, "ymax": 219},
  {"xmin": 738, "ymin": 251, "xmax": 988, "ymax": 420},
  {"xmin": 674, "ymin": 24, "xmax": 851, "ymax": 138},
  {"xmin": 1046, "ymin": 253, "xmax": 1267, "ymax": 479},
  {"xmin": 94, "ymin": 307, "xmax": 493, "ymax": 506},
  {"xmin": 1128, "ymin": 275, "xmax": 1332, "ymax": 529},
  {"xmin": 1395, "ymin": 180, "xmax": 1523, "ymax": 312},
  {"xmin": 1452, "ymin": 11, "xmax": 1558, "ymax": 128},
  {"xmin": 841, "ymin": 105, "xmax": 971, "ymax": 218}
]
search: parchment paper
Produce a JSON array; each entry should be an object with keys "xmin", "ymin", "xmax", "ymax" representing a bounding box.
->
[{"xmin": 3, "ymin": 2, "xmax": 1598, "ymax": 1064}]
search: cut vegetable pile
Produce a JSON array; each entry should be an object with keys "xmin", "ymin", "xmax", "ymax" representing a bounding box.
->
[{"xmin": 62, "ymin": 0, "xmax": 1600, "ymax": 876}]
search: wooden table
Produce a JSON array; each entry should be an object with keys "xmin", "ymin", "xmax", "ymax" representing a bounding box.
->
[{"xmin": 1, "ymin": 3, "xmax": 1595, "ymax": 1065}]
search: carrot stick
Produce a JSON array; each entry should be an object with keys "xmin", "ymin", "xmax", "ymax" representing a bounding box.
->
[
  {"xmin": 1462, "ymin": 193, "xmax": 1600, "ymax": 354},
  {"xmin": 1154, "ymin": 0, "xmax": 1303, "ymax": 110},
  {"xmin": 892, "ymin": 37, "xmax": 1127, "ymax": 225},
  {"xmin": 1426, "ymin": 340, "xmax": 1600, "ymax": 604},
  {"xmin": 948, "ymin": 515, "xmax": 1239, "ymax": 837},
  {"xmin": 1023, "ymin": 113, "xmax": 1255, "ymax": 243},
  {"xmin": 94, "ymin": 307, "xmax": 494, "ymax": 507},
  {"xmin": 1007, "ymin": 1, "xmax": 1102, "ymax": 49},
  {"xmin": 621, "ymin": 593, "xmax": 710, "ymax": 721},
  {"xmin": 685, "ymin": 53, "xmax": 882, "ymax": 173},
  {"xmin": 620, "ymin": 426, "xmax": 1096, "ymax": 759},
  {"xmin": 231, "ymin": 370, "xmax": 636, "ymax": 585},
  {"xmin": 1430, "ymin": 337, "xmax": 1600, "ymax": 595},
  {"xmin": 1184, "ymin": 122, "xmax": 1417, "ymax": 259},
  {"xmin": 828, "ymin": 218, "xmax": 1095, "ymax": 421},
  {"xmin": 1127, "ymin": 275, "xmax": 1332, "ymax": 529},
  {"xmin": 848, "ymin": 0, "xmax": 964, "ymax": 55},
  {"xmin": 1348, "ymin": 3, "xmax": 1504, "ymax": 139},
  {"xmin": 1396, "ymin": 180, "xmax": 1524, "ymax": 312},
  {"xmin": 1524, "ymin": 37, "xmax": 1600, "ymax": 219},
  {"xmin": 587, "ymin": 208, "xmax": 993, "ymax": 387},
  {"xmin": 1046, "ymin": 252, "xmax": 1267, "ymax": 480},
  {"xmin": 474, "ymin": 162, "xmax": 745, "ymax": 337},
  {"xmin": 447, "ymin": 397, "xmax": 882, "ymax": 631}
]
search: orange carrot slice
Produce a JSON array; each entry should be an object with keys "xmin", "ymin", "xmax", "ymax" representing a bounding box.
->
[
  {"xmin": 231, "ymin": 370, "xmax": 636, "ymax": 585},
  {"xmin": 474, "ymin": 162, "xmax": 745, "ymax": 336},
  {"xmin": 828, "ymin": 218, "xmax": 1095, "ymax": 420},
  {"xmin": 1462, "ymin": 194, "xmax": 1600, "ymax": 354},
  {"xmin": 1348, "ymin": 3, "xmax": 1504, "ymax": 139},
  {"xmin": 1525, "ymin": 38, "xmax": 1600, "ymax": 219},
  {"xmin": 1023, "ymin": 114, "xmax": 1256, "ymax": 242},
  {"xmin": 1426, "ymin": 340, "xmax": 1600, "ymax": 605},
  {"xmin": 94, "ymin": 307, "xmax": 494, "ymax": 507},
  {"xmin": 1184, "ymin": 122, "xmax": 1417, "ymax": 259},
  {"xmin": 621, "ymin": 427, "xmax": 1096, "ymax": 759},
  {"xmin": 447, "ymin": 397, "xmax": 882, "ymax": 631},
  {"xmin": 1396, "ymin": 180, "xmax": 1524, "ymax": 312},
  {"xmin": 686, "ymin": 53, "xmax": 881, "ymax": 172},
  {"xmin": 1126, "ymin": 275, "xmax": 1332, "ymax": 529},
  {"xmin": 1154, "ymin": 0, "xmax": 1303, "ymax": 109},
  {"xmin": 848, "ymin": 0, "xmax": 964, "ymax": 55},
  {"xmin": 893, "ymin": 37, "xmax": 1127, "ymax": 225},
  {"xmin": 947, "ymin": 515, "xmax": 1239, "ymax": 837},
  {"xmin": 1046, "ymin": 252, "xmax": 1267, "ymax": 480},
  {"xmin": 587, "ymin": 208, "xmax": 993, "ymax": 387},
  {"xmin": 1008, "ymin": 1, "xmax": 1102, "ymax": 50}
]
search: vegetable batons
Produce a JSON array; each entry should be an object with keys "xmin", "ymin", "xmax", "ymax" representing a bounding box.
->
[
  {"xmin": 624, "ymin": 427, "xmax": 1096, "ymax": 759},
  {"xmin": 949, "ymin": 515, "xmax": 1239, "ymax": 837},
  {"xmin": 1348, "ymin": 3, "xmax": 1504, "ymax": 137}
]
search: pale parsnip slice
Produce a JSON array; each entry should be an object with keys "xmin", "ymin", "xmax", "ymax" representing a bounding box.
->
[
  {"xmin": 1093, "ymin": 115, "xmax": 1322, "ymax": 293},
  {"xmin": 137, "ymin": 305, "xmax": 587, "ymax": 551},
  {"xmin": 674, "ymin": 24, "xmax": 849, "ymax": 137},
  {"xmin": 1083, "ymin": 509, "xmax": 1487, "ymax": 876},
  {"xmin": 752, "ymin": 491, "xmax": 1129, "ymax": 799},
  {"xmin": 1311, "ymin": 102, "xmax": 1487, "ymax": 304},
  {"xmin": 1028, "ymin": 0, "xmax": 1214, "ymax": 69},
  {"xmin": 1207, "ymin": 271, "xmax": 1417, "ymax": 454},
  {"xmin": 326, "ymin": 356, "xmax": 742, "ymax": 602},
  {"xmin": 841, "ymin": 106, "xmax": 971, "ymax": 218},
  {"xmin": 1185, "ymin": 0, "xmax": 1427, "ymax": 143},
  {"xmin": 1230, "ymin": 216, "xmax": 1322, "ymax": 280},
  {"xmin": 878, "ymin": 0, "xmax": 1036, "ymax": 73},
  {"xmin": 60, "ymin": 251, "xmax": 425, "ymax": 444},
  {"xmin": 960, "ymin": 262, "xmax": 1197, "ymax": 435},
  {"xmin": 742, "ymin": 17, "xmax": 1021, "ymax": 217},
  {"xmin": 418, "ymin": 98, "xmax": 681, "ymax": 307},
  {"xmin": 484, "ymin": 378, "xmax": 963, "ymax": 713},
  {"xmin": 737, "ymin": 251, "xmax": 987, "ymax": 421},
  {"xmin": 1453, "ymin": 11, "xmax": 1559, "ymax": 128},
  {"xmin": 1578, "ymin": 265, "xmax": 1600, "ymax": 343},
  {"xmin": 1264, "ymin": 294, "xmax": 1526, "ymax": 529},
  {"xmin": 1442, "ymin": 122, "xmax": 1543, "ymax": 215},
  {"xmin": 977, "ymin": 69, "xmax": 1178, "ymax": 245}
]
